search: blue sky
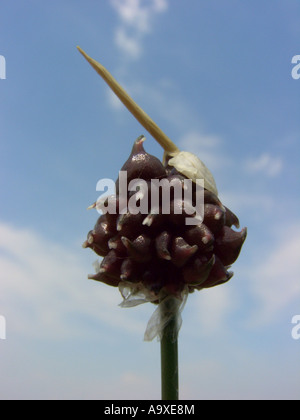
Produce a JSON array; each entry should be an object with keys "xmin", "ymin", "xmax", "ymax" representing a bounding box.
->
[{"xmin": 0, "ymin": 0, "xmax": 300, "ymax": 400}]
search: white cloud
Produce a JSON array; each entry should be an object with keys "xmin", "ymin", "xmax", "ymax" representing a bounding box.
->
[
  {"xmin": 248, "ymin": 223, "xmax": 300, "ymax": 325},
  {"xmin": 219, "ymin": 190, "xmax": 274, "ymax": 215},
  {"xmin": 180, "ymin": 130, "xmax": 222, "ymax": 150},
  {"xmin": 114, "ymin": 27, "xmax": 142, "ymax": 59},
  {"xmin": 111, "ymin": 0, "xmax": 167, "ymax": 31},
  {"xmin": 1, "ymin": 221, "xmax": 299, "ymax": 399},
  {"xmin": 110, "ymin": 0, "xmax": 168, "ymax": 58},
  {"xmin": 188, "ymin": 286, "xmax": 238, "ymax": 337},
  {"xmin": 0, "ymin": 221, "xmax": 150, "ymax": 340},
  {"xmin": 245, "ymin": 153, "xmax": 283, "ymax": 177},
  {"xmin": 111, "ymin": 0, "xmax": 149, "ymax": 32},
  {"xmin": 178, "ymin": 130, "xmax": 231, "ymax": 173}
]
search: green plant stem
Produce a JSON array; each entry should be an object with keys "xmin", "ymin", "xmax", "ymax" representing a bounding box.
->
[{"xmin": 160, "ymin": 298, "xmax": 179, "ymax": 400}]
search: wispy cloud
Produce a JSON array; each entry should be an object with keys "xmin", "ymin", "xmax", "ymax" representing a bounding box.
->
[
  {"xmin": 245, "ymin": 153, "xmax": 283, "ymax": 177},
  {"xmin": 219, "ymin": 190, "xmax": 274, "ymax": 216},
  {"xmin": 0, "ymin": 221, "xmax": 149, "ymax": 340},
  {"xmin": 248, "ymin": 223, "xmax": 300, "ymax": 325},
  {"xmin": 178, "ymin": 130, "xmax": 231, "ymax": 173},
  {"xmin": 189, "ymin": 286, "xmax": 238, "ymax": 337},
  {"xmin": 114, "ymin": 27, "xmax": 142, "ymax": 59},
  {"xmin": 188, "ymin": 221, "xmax": 300, "ymax": 333},
  {"xmin": 110, "ymin": 0, "xmax": 168, "ymax": 59},
  {"xmin": 1, "ymin": 220, "xmax": 299, "ymax": 399}
]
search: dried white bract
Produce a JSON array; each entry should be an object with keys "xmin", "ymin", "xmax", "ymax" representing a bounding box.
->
[{"xmin": 167, "ymin": 151, "xmax": 218, "ymax": 196}]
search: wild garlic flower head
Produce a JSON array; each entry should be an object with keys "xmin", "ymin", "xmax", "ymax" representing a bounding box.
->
[
  {"xmin": 78, "ymin": 47, "xmax": 247, "ymax": 340},
  {"xmin": 83, "ymin": 136, "xmax": 247, "ymax": 298}
]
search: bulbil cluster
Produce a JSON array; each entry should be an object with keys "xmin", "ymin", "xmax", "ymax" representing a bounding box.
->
[{"xmin": 83, "ymin": 136, "xmax": 247, "ymax": 298}]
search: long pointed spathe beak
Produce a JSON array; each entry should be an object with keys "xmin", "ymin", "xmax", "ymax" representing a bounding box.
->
[{"xmin": 77, "ymin": 46, "xmax": 179, "ymax": 156}]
